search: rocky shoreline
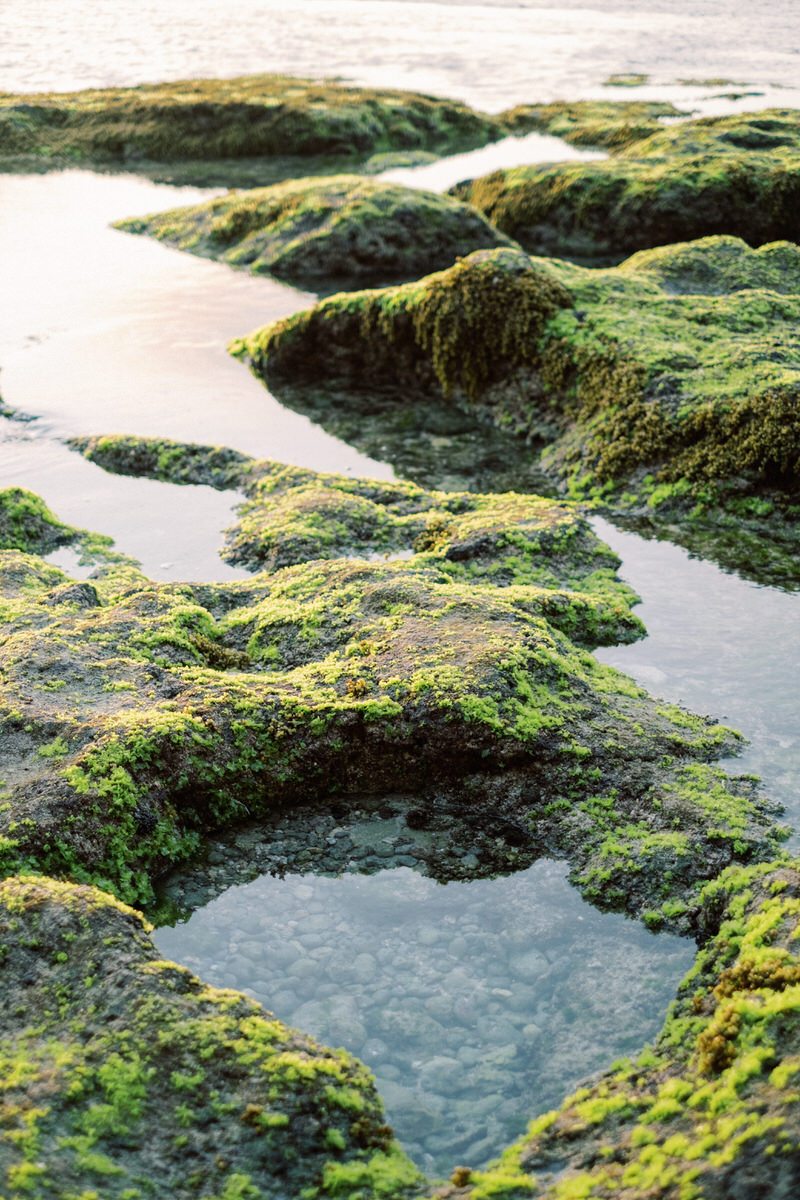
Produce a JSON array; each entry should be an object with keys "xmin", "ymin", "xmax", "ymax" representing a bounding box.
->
[{"xmin": 1, "ymin": 80, "xmax": 799, "ymax": 1199}]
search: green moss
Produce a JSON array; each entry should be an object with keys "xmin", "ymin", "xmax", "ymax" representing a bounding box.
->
[
  {"xmin": 0, "ymin": 474, "xmax": 780, "ymax": 923},
  {"xmin": 0, "ymin": 875, "xmax": 419, "ymax": 1199},
  {"xmin": 497, "ymin": 99, "xmax": 687, "ymax": 152},
  {"xmin": 0, "ymin": 74, "xmax": 503, "ymax": 169},
  {"xmin": 114, "ymin": 175, "xmax": 516, "ymax": 287},
  {"xmin": 466, "ymin": 862, "xmax": 800, "ymax": 1199},
  {"xmin": 452, "ymin": 109, "xmax": 800, "ymax": 261},
  {"xmin": 234, "ymin": 242, "xmax": 800, "ymax": 561}
]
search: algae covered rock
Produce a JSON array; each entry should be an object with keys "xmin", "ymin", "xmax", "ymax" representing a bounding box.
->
[
  {"xmin": 0, "ymin": 465, "xmax": 784, "ymax": 926},
  {"xmin": 497, "ymin": 98, "xmax": 688, "ymax": 151},
  {"xmin": 451, "ymin": 108, "xmax": 800, "ymax": 261},
  {"xmin": 0, "ymin": 74, "xmax": 503, "ymax": 169},
  {"xmin": 232, "ymin": 242, "xmax": 800, "ymax": 574},
  {"xmin": 0, "ymin": 874, "xmax": 422, "ymax": 1199},
  {"xmin": 441, "ymin": 861, "xmax": 800, "ymax": 1200},
  {"xmin": 115, "ymin": 175, "xmax": 518, "ymax": 286}
]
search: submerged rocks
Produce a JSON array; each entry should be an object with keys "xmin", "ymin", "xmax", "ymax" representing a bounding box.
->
[
  {"xmin": 0, "ymin": 74, "xmax": 504, "ymax": 170},
  {"xmin": 232, "ymin": 242, "xmax": 800, "ymax": 569},
  {"xmin": 115, "ymin": 175, "xmax": 518, "ymax": 286},
  {"xmin": 442, "ymin": 861, "xmax": 800, "ymax": 1200},
  {"xmin": 0, "ymin": 874, "xmax": 422, "ymax": 1198},
  {"xmin": 0, "ymin": 462, "xmax": 785, "ymax": 927},
  {"xmin": 452, "ymin": 108, "xmax": 800, "ymax": 261}
]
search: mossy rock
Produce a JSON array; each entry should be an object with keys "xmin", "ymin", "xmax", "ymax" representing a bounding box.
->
[
  {"xmin": 0, "ymin": 470, "xmax": 784, "ymax": 925},
  {"xmin": 114, "ymin": 175, "xmax": 518, "ymax": 286},
  {"xmin": 440, "ymin": 860, "xmax": 800, "ymax": 1200},
  {"xmin": 0, "ymin": 74, "xmax": 504, "ymax": 170},
  {"xmin": 0, "ymin": 485, "xmax": 134, "ymax": 571},
  {"xmin": 497, "ymin": 99, "xmax": 688, "ymax": 152},
  {"xmin": 451, "ymin": 108, "xmax": 800, "ymax": 261},
  {"xmin": 0, "ymin": 874, "xmax": 422, "ymax": 1199},
  {"xmin": 70, "ymin": 434, "xmax": 642, "ymax": 640},
  {"xmin": 231, "ymin": 242, "xmax": 800, "ymax": 574}
]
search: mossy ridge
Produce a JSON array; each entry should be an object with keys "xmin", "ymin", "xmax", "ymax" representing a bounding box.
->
[
  {"xmin": 114, "ymin": 175, "xmax": 518, "ymax": 287},
  {"xmin": 497, "ymin": 99, "xmax": 688, "ymax": 152},
  {"xmin": 450, "ymin": 109, "xmax": 800, "ymax": 262},
  {"xmin": 233, "ymin": 243, "xmax": 800, "ymax": 566},
  {"xmin": 70, "ymin": 434, "xmax": 641, "ymax": 635},
  {"xmin": 0, "ymin": 486, "xmax": 134, "ymax": 571},
  {"xmin": 0, "ymin": 73, "xmax": 504, "ymax": 170},
  {"xmin": 435, "ymin": 861, "xmax": 800, "ymax": 1200},
  {"xmin": 0, "ymin": 475, "xmax": 785, "ymax": 925},
  {"xmin": 0, "ymin": 874, "xmax": 423, "ymax": 1200}
]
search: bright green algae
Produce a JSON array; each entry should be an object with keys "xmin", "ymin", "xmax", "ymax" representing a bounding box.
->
[
  {"xmin": 0, "ymin": 874, "xmax": 423, "ymax": 1200},
  {"xmin": 113, "ymin": 175, "xmax": 517, "ymax": 287},
  {"xmin": 450, "ymin": 109, "xmax": 800, "ymax": 262},
  {"xmin": 8, "ymin": 449, "xmax": 781, "ymax": 928},
  {"xmin": 230, "ymin": 242, "xmax": 800, "ymax": 577},
  {"xmin": 438, "ymin": 861, "xmax": 800, "ymax": 1200}
]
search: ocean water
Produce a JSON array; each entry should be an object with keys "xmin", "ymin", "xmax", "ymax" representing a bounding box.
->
[{"xmin": 2, "ymin": 0, "xmax": 800, "ymax": 114}]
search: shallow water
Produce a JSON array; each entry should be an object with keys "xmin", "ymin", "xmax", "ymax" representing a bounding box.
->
[
  {"xmin": 154, "ymin": 857, "xmax": 693, "ymax": 1177},
  {"xmin": 593, "ymin": 517, "xmax": 800, "ymax": 845},
  {"xmin": 0, "ymin": 171, "xmax": 394, "ymax": 578}
]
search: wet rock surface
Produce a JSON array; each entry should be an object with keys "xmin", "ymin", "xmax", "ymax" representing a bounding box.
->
[
  {"xmin": 233, "ymin": 241, "xmax": 800, "ymax": 582},
  {"xmin": 451, "ymin": 108, "xmax": 800, "ymax": 261},
  {"xmin": 0, "ymin": 465, "xmax": 784, "ymax": 928},
  {"xmin": 0, "ymin": 874, "xmax": 422, "ymax": 1199},
  {"xmin": 0, "ymin": 74, "xmax": 504, "ymax": 173},
  {"xmin": 114, "ymin": 175, "xmax": 518, "ymax": 288}
]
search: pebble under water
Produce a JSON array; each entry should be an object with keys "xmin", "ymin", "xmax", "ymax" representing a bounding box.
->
[{"xmin": 154, "ymin": 840, "xmax": 693, "ymax": 1178}]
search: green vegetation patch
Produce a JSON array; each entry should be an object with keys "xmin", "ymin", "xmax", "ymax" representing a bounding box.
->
[
  {"xmin": 497, "ymin": 99, "xmax": 686, "ymax": 152},
  {"xmin": 0, "ymin": 874, "xmax": 422, "ymax": 1199},
  {"xmin": 0, "ymin": 471, "xmax": 784, "ymax": 924},
  {"xmin": 451, "ymin": 108, "xmax": 800, "ymax": 261},
  {"xmin": 114, "ymin": 175, "xmax": 517, "ymax": 287},
  {"xmin": 231, "ymin": 242, "xmax": 800, "ymax": 570},
  {"xmin": 0, "ymin": 74, "xmax": 504, "ymax": 169},
  {"xmin": 454, "ymin": 861, "xmax": 800, "ymax": 1200}
]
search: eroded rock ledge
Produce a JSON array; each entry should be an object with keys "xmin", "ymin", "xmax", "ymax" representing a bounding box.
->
[
  {"xmin": 114, "ymin": 175, "xmax": 518, "ymax": 288},
  {"xmin": 14, "ymin": 454, "xmax": 782, "ymax": 931},
  {"xmin": 230, "ymin": 241, "xmax": 800, "ymax": 585},
  {"xmin": 0, "ymin": 74, "xmax": 504, "ymax": 178},
  {"xmin": 452, "ymin": 109, "xmax": 800, "ymax": 261}
]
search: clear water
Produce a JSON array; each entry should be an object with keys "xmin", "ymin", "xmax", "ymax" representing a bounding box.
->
[
  {"xmin": 593, "ymin": 518, "xmax": 800, "ymax": 846},
  {"xmin": 154, "ymin": 859, "xmax": 693, "ymax": 1177}
]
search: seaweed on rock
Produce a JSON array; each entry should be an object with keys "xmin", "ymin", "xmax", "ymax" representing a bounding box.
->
[
  {"xmin": 114, "ymin": 175, "xmax": 519, "ymax": 287},
  {"xmin": 451, "ymin": 108, "xmax": 800, "ymax": 262},
  {"xmin": 0, "ymin": 874, "xmax": 422, "ymax": 1199},
  {"xmin": 230, "ymin": 242, "xmax": 800, "ymax": 580}
]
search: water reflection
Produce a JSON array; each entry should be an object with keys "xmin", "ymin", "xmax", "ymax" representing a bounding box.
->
[{"xmin": 155, "ymin": 857, "xmax": 693, "ymax": 1177}]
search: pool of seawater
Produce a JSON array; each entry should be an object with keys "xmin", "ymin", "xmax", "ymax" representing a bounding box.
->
[
  {"xmin": 592, "ymin": 517, "xmax": 800, "ymax": 846},
  {"xmin": 153, "ymin": 857, "xmax": 693, "ymax": 1177}
]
